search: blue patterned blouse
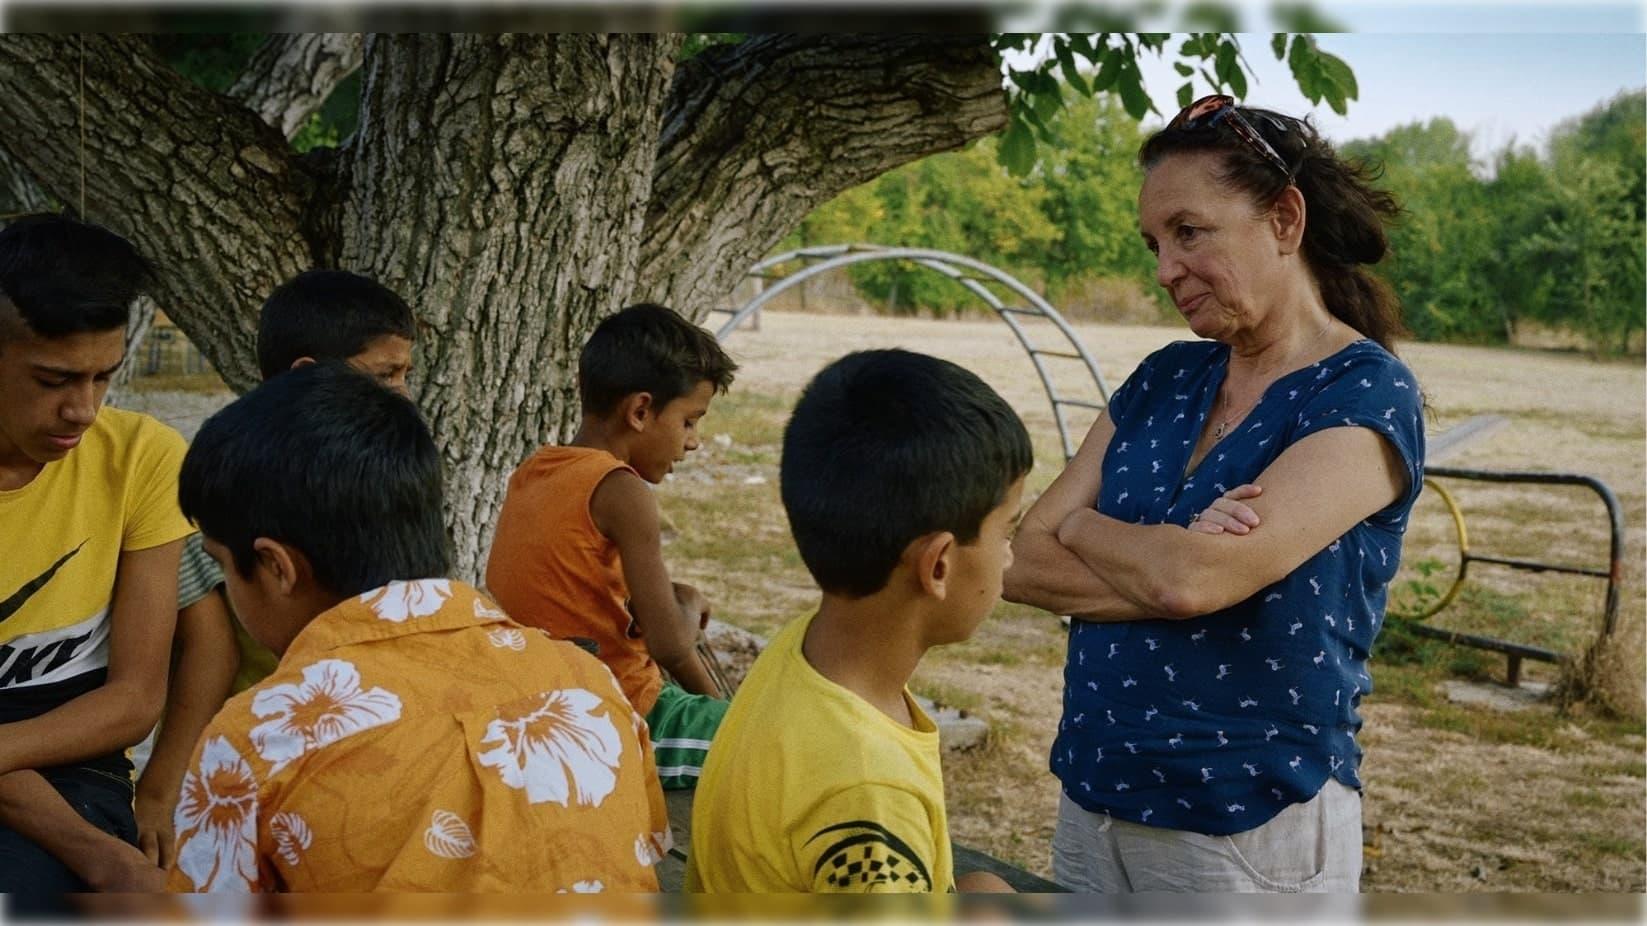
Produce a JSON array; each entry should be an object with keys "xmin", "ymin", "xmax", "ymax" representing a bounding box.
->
[{"xmin": 1051, "ymin": 337, "xmax": 1425, "ymax": 836}]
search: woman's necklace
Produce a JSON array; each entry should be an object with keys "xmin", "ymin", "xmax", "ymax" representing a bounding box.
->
[{"xmin": 1211, "ymin": 319, "xmax": 1335, "ymax": 441}]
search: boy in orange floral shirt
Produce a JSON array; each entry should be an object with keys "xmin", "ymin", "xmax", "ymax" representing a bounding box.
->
[{"xmin": 166, "ymin": 363, "xmax": 669, "ymax": 892}]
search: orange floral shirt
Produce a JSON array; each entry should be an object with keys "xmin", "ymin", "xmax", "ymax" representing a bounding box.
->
[{"xmin": 165, "ymin": 580, "xmax": 671, "ymax": 892}]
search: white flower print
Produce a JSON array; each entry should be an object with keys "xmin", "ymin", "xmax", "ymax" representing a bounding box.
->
[
  {"xmin": 635, "ymin": 829, "xmax": 673, "ymax": 866},
  {"xmin": 173, "ymin": 736, "xmax": 259, "ymax": 892},
  {"xmin": 556, "ymin": 880, "xmax": 604, "ymax": 893},
  {"xmin": 476, "ymin": 689, "xmax": 623, "ymax": 807},
  {"xmin": 360, "ymin": 579, "xmax": 452, "ymax": 622},
  {"xmin": 270, "ymin": 812, "xmax": 312, "ymax": 867},
  {"xmin": 488, "ymin": 628, "xmax": 527, "ymax": 651},
  {"xmin": 474, "ymin": 597, "xmax": 508, "ymax": 622},
  {"xmin": 424, "ymin": 810, "xmax": 476, "ymax": 859},
  {"xmin": 250, "ymin": 659, "xmax": 403, "ymax": 774}
]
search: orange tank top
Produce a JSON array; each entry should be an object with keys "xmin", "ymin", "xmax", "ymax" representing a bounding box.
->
[{"xmin": 485, "ymin": 446, "xmax": 663, "ymax": 715}]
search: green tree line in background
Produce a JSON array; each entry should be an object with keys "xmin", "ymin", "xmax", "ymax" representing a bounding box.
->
[{"xmin": 783, "ymin": 88, "xmax": 1646, "ymax": 356}]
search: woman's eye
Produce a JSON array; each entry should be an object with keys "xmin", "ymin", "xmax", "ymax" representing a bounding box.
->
[{"xmin": 1177, "ymin": 225, "xmax": 1201, "ymax": 242}]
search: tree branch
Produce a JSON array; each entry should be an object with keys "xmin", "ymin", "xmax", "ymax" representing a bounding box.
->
[
  {"xmin": 638, "ymin": 34, "xmax": 1007, "ymax": 317},
  {"xmin": 227, "ymin": 33, "xmax": 363, "ymax": 140},
  {"xmin": 0, "ymin": 34, "xmax": 317, "ymax": 391}
]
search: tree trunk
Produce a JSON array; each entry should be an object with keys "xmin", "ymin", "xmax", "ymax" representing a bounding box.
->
[
  {"xmin": 0, "ymin": 33, "xmax": 1005, "ymax": 580},
  {"xmin": 342, "ymin": 34, "xmax": 680, "ymax": 577}
]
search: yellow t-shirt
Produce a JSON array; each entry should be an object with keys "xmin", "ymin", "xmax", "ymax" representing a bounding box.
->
[
  {"xmin": 685, "ymin": 613, "xmax": 954, "ymax": 893},
  {"xmin": 0, "ymin": 407, "xmax": 191, "ymax": 767}
]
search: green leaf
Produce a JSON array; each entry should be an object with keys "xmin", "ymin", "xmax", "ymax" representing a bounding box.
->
[
  {"xmin": 1173, "ymin": 61, "xmax": 1194, "ymax": 77},
  {"xmin": 1287, "ymin": 32, "xmax": 1313, "ymax": 72},
  {"xmin": 1070, "ymin": 32, "xmax": 1096, "ymax": 62},
  {"xmin": 1322, "ymin": 79, "xmax": 1348, "ymax": 115},
  {"xmin": 1056, "ymin": 41, "xmax": 1091, "ymax": 95},
  {"xmin": 1032, "ymin": 81, "xmax": 1064, "ymax": 122},
  {"xmin": 1092, "ymin": 47, "xmax": 1123, "ymax": 92},
  {"xmin": 1009, "ymin": 68, "xmax": 1038, "ymax": 93},
  {"xmin": 997, "ymin": 117, "xmax": 1036, "ymax": 177},
  {"xmin": 1117, "ymin": 63, "xmax": 1151, "ymax": 120},
  {"xmin": 1271, "ymin": 33, "xmax": 1288, "ymax": 60},
  {"xmin": 1214, "ymin": 40, "xmax": 1237, "ymax": 89},
  {"xmin": 1177, "ymin": 81, "xmax": 1194, "ymax": 109},
  {"xmin": 1316, "ymin": 50, "xmax": 1359, "ymax": 100},
  {"xmin": 1228, "ymin": 59, "xmax": 1248, "ymax": 98}
]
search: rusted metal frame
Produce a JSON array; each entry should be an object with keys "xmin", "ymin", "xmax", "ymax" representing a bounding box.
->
[{"xmin": 1400, "ymin": 465, "xmax": 1624, "ymax": 686}]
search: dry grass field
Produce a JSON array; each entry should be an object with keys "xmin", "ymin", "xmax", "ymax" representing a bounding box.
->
[{"xmin": 125, "ymin": 309, "xmax": 1645, "ymax": 891}]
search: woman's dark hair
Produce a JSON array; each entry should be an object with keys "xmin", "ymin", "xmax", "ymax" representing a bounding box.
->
[
  {"xmin": 1140, "ymin": 106, "xmax": 1407, "ymax": 351},
  {"xmin": 180, "ymin": 361, "xmax": 450, "ymax": 596}
]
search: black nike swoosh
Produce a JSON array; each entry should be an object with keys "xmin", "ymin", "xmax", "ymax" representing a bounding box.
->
[{"xmin": 0, "ymin": 540, "xmax": 88, "ymax": 627}]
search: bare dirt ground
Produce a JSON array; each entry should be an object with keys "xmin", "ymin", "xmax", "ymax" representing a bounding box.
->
[{"xmin": 127, "ymin": 309, "xmax": 1645, "ymax": 891}]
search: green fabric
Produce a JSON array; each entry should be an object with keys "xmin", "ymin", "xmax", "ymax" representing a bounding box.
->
[
  {"xmin": 175, "ymin": 533, "xmax": 222, "ymax": 610},
  {"xmin": 644, "ymin": 681, "xmax": 728, "ymax": 790}
]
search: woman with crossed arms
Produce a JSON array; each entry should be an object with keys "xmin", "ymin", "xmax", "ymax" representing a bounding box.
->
[{"xmin": 1005, "ymin": 96, "xmax": 1425, "ymax": 893}]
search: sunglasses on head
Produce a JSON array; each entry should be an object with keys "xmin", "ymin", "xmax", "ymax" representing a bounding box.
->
[{"xmin": 1168, "ymin": 94, "xmax": 1294, "ymax": 181}]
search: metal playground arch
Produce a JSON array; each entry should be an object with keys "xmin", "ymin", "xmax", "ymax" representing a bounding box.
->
[{"xmin": 710, "ymin": 243, "xmax": 1111, "ymax": 461}]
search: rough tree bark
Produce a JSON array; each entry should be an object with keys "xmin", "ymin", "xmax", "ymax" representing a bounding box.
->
[
  {"xmin": 640, "ymin": 35, "xmax": 1008, "ymax": 317},
  {"xmin": 228, "ymin": 33, "xmax": 364, "ymax": 138},
  {"xmin": 0, "ymin": 33, "xmax": 1006, "ymax": 579}
]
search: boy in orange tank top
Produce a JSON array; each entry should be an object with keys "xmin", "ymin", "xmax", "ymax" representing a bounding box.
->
[{"xmin": 486, "ymin": 303, "xmax": 737, "ymax": 789}]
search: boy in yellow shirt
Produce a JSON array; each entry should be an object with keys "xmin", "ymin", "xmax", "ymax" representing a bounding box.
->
[
  {"xmin": 0, "ymin": 215, "xmax": 191, "ymax": 903},
  {"xmin": 686, "ymin": 349, "xmax": 1030, "ymax": 893}
]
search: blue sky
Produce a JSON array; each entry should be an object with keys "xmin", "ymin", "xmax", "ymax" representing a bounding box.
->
[
  {"xmin": 1131, "ymin": 31, "xmax": 1646, "ymax": 163},
  {"xmin": 999, "ymin": 2, "xmax": 1645, "ymax": 165}
]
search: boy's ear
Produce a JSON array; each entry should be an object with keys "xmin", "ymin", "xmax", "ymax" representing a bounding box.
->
[
  {"xmin": 250, "ymin": 537, "xmax": 312, "ymax": 597},
  {"xmin": 288, "ymin": 356, "xmax": 317, "ymax": 371},
  {"xmin": 909, "ymin": 531, "xmax": 955, "ymax": 601},
  {"xmin": 621, "ymin": 392, "xmax": 656, "ymax": 433}
]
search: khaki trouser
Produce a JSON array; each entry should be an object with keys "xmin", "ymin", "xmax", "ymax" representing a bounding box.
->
[{"xmin": 1051, "ymin": 779, "xmax": 1363, "ymax": 892}]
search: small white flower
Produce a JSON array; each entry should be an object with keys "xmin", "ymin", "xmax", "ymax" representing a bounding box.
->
[
  {"xmin": 424, "ymin": 810, "xmax": 476, "ymax": 859},
  {"xmin": 488, "ymin": 628, "xmax": 527, "ymax": 651},
  {"xmin": 557, "ymin": 880, "xmax": 604, "ymax": 893},
  {"xmin": 250, "ymin": 659, "xmax": 402, "ymax": 774},
  {"xmin": 174, "ymin": 737, "xmax": 259, "ymax": 892},
  {"xmin": 360, "ymin": 579, "xmax": 452, "ymax": 622},
  {"xmin": 477, "ymin": 689, "xmax": 623, "ymax": 807},
  {"xmin": 474, "ymin": 597, "xmax": 508, "ymax": 621},
  {"xmin": 635, "ymin": 829, "xmax": 673, "ymax": 866},
  {"xmin": 270, "ymin": 812, "xmax": 312, "ymax": 867}
]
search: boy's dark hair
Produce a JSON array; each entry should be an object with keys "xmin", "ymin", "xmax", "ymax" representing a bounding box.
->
[
  {"xmin": 256, "ymin": 270, "xmax": 416, "ymax": 380},
  {"xmin": 0, "ymin": 213, "xmax": 152, "ymax": 345},
  {"xmin": 180, "ymin": 362, "xmax": 449, "ymax": 597},
  {"xmin": 578, "ymin": 303, "xmax": 737, "ymax": 416},
  {"xmin": 780, "ymin": 349, "xmax": 1032, "ymax": 598}
]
